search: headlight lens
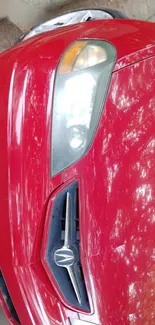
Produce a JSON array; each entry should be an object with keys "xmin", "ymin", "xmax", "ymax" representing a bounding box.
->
[{"xmin": 51, "ymin": 40, "xmax": 116, "ymax": 176}]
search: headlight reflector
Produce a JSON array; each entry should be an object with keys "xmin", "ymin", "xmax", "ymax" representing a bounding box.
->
[
  {"xmin": 73, "ymin": 44, "xmax": 107, "ymax": 71},
  {"xmin": 51, "ymin": 40, "xmax": 116, "ymax": 176}
]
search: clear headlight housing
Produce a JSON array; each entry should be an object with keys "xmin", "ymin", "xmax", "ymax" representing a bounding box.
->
[{"xmin": 51, "ymin": 40, "xmax": 116, "ymax": 176}]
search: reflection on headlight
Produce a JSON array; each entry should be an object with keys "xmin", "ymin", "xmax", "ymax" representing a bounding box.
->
[{"xmin": 63, "ymin": 73, "xmax": 96, "ymax": 129}]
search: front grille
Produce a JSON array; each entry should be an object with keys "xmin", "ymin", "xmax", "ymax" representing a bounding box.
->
[
  {"xmin": 0, "ymin": 271, "xmax": 20, "ymax": 323},
  {"xmin": 46, "ymin": 182, "xmax": 90, "ymax": 311}
]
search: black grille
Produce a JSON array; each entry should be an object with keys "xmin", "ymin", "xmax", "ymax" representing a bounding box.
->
[
  {"xmin": 46, "ymin": 182, "xmax": 90, "ymax": 311},
  {"xmin": 0, "ymin": 270, "xmax": 20, "ymax": 323}
]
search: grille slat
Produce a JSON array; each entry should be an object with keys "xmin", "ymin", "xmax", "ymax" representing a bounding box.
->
[{"xmin": 46, "ymin": 182, "xmax": 90, "ymax": 311}]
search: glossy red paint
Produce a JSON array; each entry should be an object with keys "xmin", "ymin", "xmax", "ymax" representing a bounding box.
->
[
  {"xmin": 1, "ymin": 18, "xmax": 155, "ymax": 325},
  {"xmin": 63, "ymin": 57, "xmax": 155, "ymax": 324}
]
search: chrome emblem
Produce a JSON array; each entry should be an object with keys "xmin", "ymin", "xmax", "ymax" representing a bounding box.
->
[
  {"xmin": 54, "ymin": 247, "xmax": 75, "ymax": 267},
  {"xmin": 53, "ymin": 191, "xmax": 81, "ymax": 304}
]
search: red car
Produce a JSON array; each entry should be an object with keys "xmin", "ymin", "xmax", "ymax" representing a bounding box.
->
[{"xmin": 1, "ymin": 10, "xmax": 155, "ymax": 325}]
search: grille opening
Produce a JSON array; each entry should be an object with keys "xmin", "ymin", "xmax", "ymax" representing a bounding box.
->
[
  {"xmin": 75, "ymin": 189, "xmax": 80, "ymax": 242},
  {"xmin": 46, "ymin": 182, "xmax": 90, "ymax": 311},
  {"xmin": 61, "ymin": 195, "xmax": 67, "ymax": 240},
  {"xmin": 77, "ymin": 263, "xmax": 83, "ymax": 281},
  {"xmin": 0, "ymin": 271, "xmax": 20, "ymax": 324}
]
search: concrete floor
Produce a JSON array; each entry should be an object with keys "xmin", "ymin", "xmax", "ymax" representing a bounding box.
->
[
  {"xmin": 0, "ymin": 18, "xmax": 22, "ymax": 53},
  {"xmin": 0, "ymin": 309, "xmax": 8, "ymax": 325},
  {"xmin": 1, "ymin": 0, "xmax": 155, "ymax": 31}
]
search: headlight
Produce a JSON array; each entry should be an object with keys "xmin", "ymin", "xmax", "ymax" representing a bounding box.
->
[{"xmin": 51, "ymin": 40, "xmax": 116, "ymax": 176}]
